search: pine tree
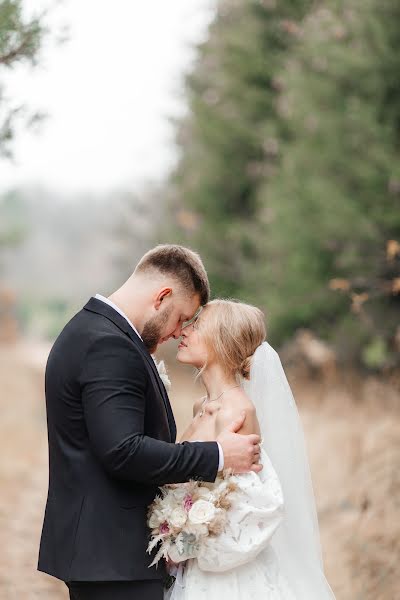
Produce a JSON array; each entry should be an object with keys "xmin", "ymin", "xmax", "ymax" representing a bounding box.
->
[
  {"xmin": 257, "ymin": 0, "xmax": 400, "ymax": 365},
  {"xmin": 0, "ymin": 0, "xmax": 46, "ymax": 253},
  {"xmin": 164, "ymin": 0, "xmax": 311, "ymax": 297},
  {"xmin": 161, "ymin": 0, "xmax": 400, "ymax": 367},
  {"xmin": 0, "ymin": 0, "xmax": 45, "ymax": 158}
]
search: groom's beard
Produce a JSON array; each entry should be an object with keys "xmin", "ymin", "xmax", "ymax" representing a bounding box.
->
[{"xmin": 141, "ymin": 305, "xmax": 173, "ymax": 353}]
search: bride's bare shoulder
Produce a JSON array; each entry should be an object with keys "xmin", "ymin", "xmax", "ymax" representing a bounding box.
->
[{"xmin": 217, "ymin": 389, "xmax": 260, "ymax": 436}]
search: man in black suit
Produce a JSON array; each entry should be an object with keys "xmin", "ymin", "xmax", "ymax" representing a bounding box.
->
[{"xmin": 38, "ymin": 244, "xmax": 262, "ymax": 600}]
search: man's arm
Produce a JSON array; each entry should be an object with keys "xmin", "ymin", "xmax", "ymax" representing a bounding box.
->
[{"xmin": 79, "ymin": 334, "xmax": 219, "ymax": 484}]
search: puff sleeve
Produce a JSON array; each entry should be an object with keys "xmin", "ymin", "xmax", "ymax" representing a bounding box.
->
[{"xmin": 196, "ymin": 460, "xmax": 284, "ymax": 572}]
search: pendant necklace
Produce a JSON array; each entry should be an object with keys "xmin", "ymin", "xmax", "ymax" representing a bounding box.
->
[{"xmin": 198, "ymin": 384, "xmax": 241, "ymax": 417}]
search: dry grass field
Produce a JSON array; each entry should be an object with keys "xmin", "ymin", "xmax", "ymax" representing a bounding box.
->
[{"xmin": 0, "ymin": 341, "xmax": 398, "ymax": 599}]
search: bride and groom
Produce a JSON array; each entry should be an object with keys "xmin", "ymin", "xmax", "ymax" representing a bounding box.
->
[{"xmin": 38, "ymin": 244, "xmax": 335, "ymax": 599}]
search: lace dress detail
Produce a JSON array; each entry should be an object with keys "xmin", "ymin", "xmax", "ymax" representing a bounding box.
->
[{"xmin": 165, "ymin": 449, "xmax": 297, "ymax": 600}]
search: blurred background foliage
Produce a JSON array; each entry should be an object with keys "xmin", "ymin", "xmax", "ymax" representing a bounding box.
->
[
  {"xmin": 1, "ymin": 0, "xmax": 399, "ymax": 370},
  {"xmin": 0, "ymin": 0, "xmax": 46, "ymax": 159},
  {"xmin": 157, "ymin": 0, "xmax": 400, "ymax": 370}
]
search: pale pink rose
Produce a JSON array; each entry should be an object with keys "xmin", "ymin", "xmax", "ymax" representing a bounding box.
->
[
  {"xmin": 183, "ymin": 494, "xmax": 193, "ymax": 512},
  {"xmin": 159, "ymin": 521, "xmax": 170, "ymax": 534}
]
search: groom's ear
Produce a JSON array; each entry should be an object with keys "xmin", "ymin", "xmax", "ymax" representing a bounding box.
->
[{"xmin": 154, "ymin": 287, "xmax": 172, "ymax": 309}]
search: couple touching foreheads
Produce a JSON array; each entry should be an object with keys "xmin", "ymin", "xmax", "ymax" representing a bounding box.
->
[{"xmin": 38, "ymin": 244, "xmax": 335, "ymax": 600}]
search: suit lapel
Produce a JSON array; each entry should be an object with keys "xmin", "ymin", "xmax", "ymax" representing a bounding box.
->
[
  {"xmin": 83, "ymin": 297, "xmax": 176, "ymax": 442},
  {"xmin": 127, "ymin": 334, "xmax": 177, "ymax": 442}
]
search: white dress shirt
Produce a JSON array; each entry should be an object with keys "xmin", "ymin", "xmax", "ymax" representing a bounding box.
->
[
  {"xmin": 95, "ymin": 294, "xmax": 142, "ymax": 340},
  {"xmin": 94, "ymin": 294, "xmax": 224, "ymax": 471}
]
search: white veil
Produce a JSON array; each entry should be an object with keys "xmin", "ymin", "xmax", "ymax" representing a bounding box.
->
[{"xmin": 243, "ymin": 342, "xmax": 336, "ymax": 599}]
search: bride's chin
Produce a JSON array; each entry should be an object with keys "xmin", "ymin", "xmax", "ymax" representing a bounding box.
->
[
  {"xmin": 176, "ymin": 350, "xmax": 185, "ymax": 363},
  {"xmin": 176, "ymin": 351, "xmax": 193, "ymax": 365}
]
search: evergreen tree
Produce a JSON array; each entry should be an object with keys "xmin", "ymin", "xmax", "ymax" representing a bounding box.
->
[
  {"xmin": 0, "ymin": 0, "xmax": 45, "ymax": 158},
  {"xmin": 0, "ymin": 0, "xmax": 46, "ymax": 253},
  {"xmin": 162, "ymin": 0, "xmax": 400, "ymax": 367},
  {"xmin": 257, "ymin": 0, "xmax": 400, "ymax": 365},
  {"xmin": 164, "ymin": 0, "xmax": 311, "ymax": 297}
]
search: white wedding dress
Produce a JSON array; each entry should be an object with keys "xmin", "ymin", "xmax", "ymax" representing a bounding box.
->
[
  {"xmin": 164, "ymin": 342, "xmax": 336, "ymax": 599},
  {"xmin": 165, "ymin": 448, "xmax": 297, "ymax": 600}
]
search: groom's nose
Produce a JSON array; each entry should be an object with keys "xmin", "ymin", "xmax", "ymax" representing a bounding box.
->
[{"xmin": 171, "ymin": 323, "xmax": 183, "ymax": 339}]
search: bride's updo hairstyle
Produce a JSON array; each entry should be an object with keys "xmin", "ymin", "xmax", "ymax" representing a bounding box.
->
[{"xmin": 196, "ymin": 299, "xmax": 266, "ymax": 380}]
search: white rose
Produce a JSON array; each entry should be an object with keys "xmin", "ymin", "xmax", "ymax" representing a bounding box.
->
[
  {"xmin": 196, "ymin": 486, "xmax": 213, "ymax": 501},
  {"xmin": 171, "ymin": 487, "xmax": 187, "ymax": 502},
  {"xmin": 148, "ymin": 512, "xmax": 161, "ymax": 529},
  {"xmin": 188, "ymin": 499, "xmax": 216, "ymax": 525},
  {"xmin": 169, "ymin": 507, "xmax": 188, "ymax": 529},
  {"xmin": 160, "ymin": 506, "xmax": 173, "ymax": 520}
]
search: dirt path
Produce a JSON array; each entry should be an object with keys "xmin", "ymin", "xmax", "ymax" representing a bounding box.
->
[
  {"xmin": 0, "ymin": 341, "xmax": 398, "ymax": 599},
  {"xmin": 0, "ymin": 342, "xmax": 65, "ymax": 598}
]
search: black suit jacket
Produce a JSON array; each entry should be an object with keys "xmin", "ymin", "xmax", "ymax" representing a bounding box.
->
[{"xmin": 37, "ymin": 297, "xmax": 219, "ymax": 582}]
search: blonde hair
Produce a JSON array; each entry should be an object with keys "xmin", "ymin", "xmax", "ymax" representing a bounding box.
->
[{"xmin": 196, "ymin": 299, "xmax": 266, "ymax": 380}]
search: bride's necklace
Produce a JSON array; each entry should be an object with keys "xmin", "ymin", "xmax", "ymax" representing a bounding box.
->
[{"xmin": 198, "ymin": 384, "xmax": 241, "ymax": 417}]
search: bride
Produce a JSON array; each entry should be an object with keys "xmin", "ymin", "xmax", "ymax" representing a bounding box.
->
[{"xmin": 165, "ymin": 299, "xmax": 336, "ymax": 599}]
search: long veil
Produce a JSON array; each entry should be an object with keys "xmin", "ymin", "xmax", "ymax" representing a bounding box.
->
[{"xmin": 243, "ymin": 342, "xmax": 336, "ymax": 599}]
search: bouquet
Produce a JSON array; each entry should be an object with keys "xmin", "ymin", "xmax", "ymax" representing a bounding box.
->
[{"xmin": 146, "ymin": 472, "xmax": 238, "ymax": 567}]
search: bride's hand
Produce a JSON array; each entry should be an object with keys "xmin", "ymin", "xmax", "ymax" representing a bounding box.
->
[{"xmin": 216, "ymin": 411, "xmax": 262, "ymax": 474}]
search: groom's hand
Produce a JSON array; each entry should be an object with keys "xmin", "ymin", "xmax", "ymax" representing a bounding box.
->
[{"xmin": 216, "ymin": 411, "xmax": 262, "ymax": 474}]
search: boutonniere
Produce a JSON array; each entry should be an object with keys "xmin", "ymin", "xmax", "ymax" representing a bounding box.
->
[{"xmin": 152, "ymin": 356, "xmax": 172, "ymax": 391}]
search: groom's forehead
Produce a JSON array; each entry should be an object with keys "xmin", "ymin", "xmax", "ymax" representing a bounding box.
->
[
  {"xmin": 178, "ymin": 291, "xmax": 201, "ymax": 311},
  {"xmin": 174, "ymin": 292, "xmax": 201, "ymax": 317}
]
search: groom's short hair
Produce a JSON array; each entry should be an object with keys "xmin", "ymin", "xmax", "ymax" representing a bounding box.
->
[{"xmin": 135, "ymin": 244, "xmax": 210, "ymax": 305}]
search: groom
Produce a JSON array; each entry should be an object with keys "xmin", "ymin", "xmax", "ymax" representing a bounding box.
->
[{"xmin": 38, "ymin": 244, "xmax": 262, "ymax": 600}]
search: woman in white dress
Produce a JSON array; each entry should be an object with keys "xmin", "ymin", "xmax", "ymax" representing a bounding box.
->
[{"xmin": 165, "ymin": 299, "xmax": 336, "ymax": 600}]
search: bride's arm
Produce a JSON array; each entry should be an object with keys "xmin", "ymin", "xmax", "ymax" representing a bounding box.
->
[
  {"xmin": 216, "ymin": 404, "xmax": 261, "ymax": 437},
  {"xmin": 196, "ymin": 457, "xmax": 284, "ymax": 572},
  {"xmin": 196, "ymin": 401, "xmax": 279, "ymax": 574}
]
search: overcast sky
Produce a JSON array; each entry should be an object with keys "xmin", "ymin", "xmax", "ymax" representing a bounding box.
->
[{"xmin": 0, "ymin": 0, "xmax": 215, "ymax": 195}]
